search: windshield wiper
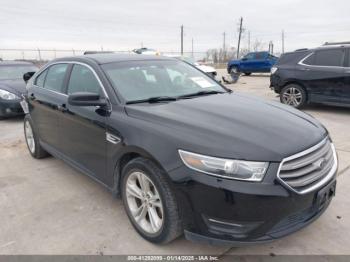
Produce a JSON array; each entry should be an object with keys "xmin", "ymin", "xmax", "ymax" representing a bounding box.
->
[
  {"xmin": 126, "ymin": 96, "xmax": 177, "ymax": 105},
  {"xmin": 177, "ymin": 90, "xmax": 226, "ymax": 99}
]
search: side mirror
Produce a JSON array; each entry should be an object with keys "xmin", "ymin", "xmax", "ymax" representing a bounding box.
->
[
  {"xmin": 68, "ymin": 92, "xmax": 107, "ymax": 107},
  {"xmin": 23, "ymin": 72, "xmax": 36, "ymax": 83}
]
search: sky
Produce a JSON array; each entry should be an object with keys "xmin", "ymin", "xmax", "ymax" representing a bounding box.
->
[{"xmin": 0, "ymin": 0, "xmax": 349, "ymax": 59}]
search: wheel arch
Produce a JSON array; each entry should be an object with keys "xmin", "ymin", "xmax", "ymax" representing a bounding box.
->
[{"xmin": 111, "ymin": 146, "xmax": 166, "ymax": 198}]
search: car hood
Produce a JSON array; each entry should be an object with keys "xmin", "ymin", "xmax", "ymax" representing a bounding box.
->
[
  {"xmin": 125, "ymin": 93, "xmax": 327, "ymax": 162},
  {"xmin": 0, "ymin": 79, "xmax": 26, "ymax": 97}
]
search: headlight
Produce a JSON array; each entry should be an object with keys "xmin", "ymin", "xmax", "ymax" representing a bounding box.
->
[
  {"xmin": 271, "ymin": 67, "xmax": 278, "ymax": 74},
  {"xmin": 0, "ymin": 89, "xmax": 20, "ymax": 100},
  {"xmin": 179, "ymin": 150, "xmax": 269, "ymax": 182}
]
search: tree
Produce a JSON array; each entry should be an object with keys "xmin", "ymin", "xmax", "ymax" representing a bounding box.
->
[{"xmin": 253, "ymin": 39, "xmax": 265, "ymax": 52}]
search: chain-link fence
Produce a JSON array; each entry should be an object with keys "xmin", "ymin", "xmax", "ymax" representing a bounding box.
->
[{"xmin": 0, "ymin": 49, "xmax": 215, "ymax": 67}]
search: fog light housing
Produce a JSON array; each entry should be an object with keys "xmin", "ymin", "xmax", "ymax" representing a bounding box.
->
[{"xmin": 203, "ymin": 215, "xmax": 263, "ymax": 238}]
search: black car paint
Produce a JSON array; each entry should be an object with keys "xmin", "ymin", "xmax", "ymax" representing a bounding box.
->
[
  {"xmin": 271, "ymin": 46, "xmax": 350, "ymax": 107},
  {"xmin": 26, "ymin": 54, "xmax": 335, "ymax": 244}
]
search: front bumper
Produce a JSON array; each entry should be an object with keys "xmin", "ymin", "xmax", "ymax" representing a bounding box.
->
[
  {"xmin": 170, "ymin": 164, "xmax": 336, "ymax": 246},
  {"xmin": 0, "ymin": 99, "xmax": 24, "ymax": 117}
]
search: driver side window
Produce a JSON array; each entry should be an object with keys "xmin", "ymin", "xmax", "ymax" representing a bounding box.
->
[
  {"xmin": 244, "ymin": 53, "xmax": 255, "ymax": 60},
  {"xmin": 67, "ymin": 64, "xmax": 102, "ymax": 95}
]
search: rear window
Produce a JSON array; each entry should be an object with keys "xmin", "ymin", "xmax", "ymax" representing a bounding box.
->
[
  {"xmin": 313, "ymin": 49, "xmax": 345, "ymax": 67},
  {"xmin": 255, "ymin": 52, "xmax": 266, "ymax": 59},
  {"xmin": 0, "ymin": 65, "xmax": 38, "ymax": 80},
  {"xmin": 277, "ymin": 51, "xmax": 309, "ymax": 65}
]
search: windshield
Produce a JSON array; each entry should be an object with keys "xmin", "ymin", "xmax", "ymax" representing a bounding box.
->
[
  {"xmin": 0, "ymin": 65, "xmax": 38, "ymax": 80},
  {"xmin": 102, "ymin": 60, "xmax": 225, "ymax": 102}
]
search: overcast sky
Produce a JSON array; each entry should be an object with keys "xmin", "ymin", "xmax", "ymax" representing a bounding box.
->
[{"xmin": 0, "ymin": 0, "xmax": 349, "ymax": 58}]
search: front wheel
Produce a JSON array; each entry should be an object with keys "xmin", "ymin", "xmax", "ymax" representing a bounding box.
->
[
  {"xmin": 229, "ymin": 66, "xmax": 239, "ymax": 74},
  {"xmin": 121, "ymin": 157, "xmax": 182, "ymax": 244},
  {"xmin": 280, "ymin": 84, "xmax": 307, "ymax": 108},
  {"xmin": 24, "ymin": 115, "xmax": 49, "ymax": 159}
]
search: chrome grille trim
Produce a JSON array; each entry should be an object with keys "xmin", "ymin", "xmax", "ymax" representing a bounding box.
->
[{"xmin": 277, "ymin": 137, "xmax": 337, "ymax": 194}]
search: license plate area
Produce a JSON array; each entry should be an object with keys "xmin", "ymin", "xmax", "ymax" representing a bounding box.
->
[{"xmin": 315, "ymin": 181, "xmax": 336, "ymax": 211}]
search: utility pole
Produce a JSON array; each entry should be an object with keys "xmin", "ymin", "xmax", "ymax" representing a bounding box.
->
[
  {"xmin": 236, "ymin": 17, "xmax": 243, "ymax": 59},
  {"xmin": 282, "ymin": 30, "xmax": 285, "ymax": 54},
  {"xmin": 180, "ymin": 25, "xmax": 184, "ymax": 55},
  {"xmin": 223, "ymin": 32, "xmax": 226, "ymax": 62},
  {"xmin": 248, "ymin": 31, "xmax": 251, "ymax": 52},
  {"xmin": 269, "ymin": 41, "xmax": 274, "ymax": 55},
  {"xmin": 191, "ymin": 38, "xmax": 194, "ymax": 58},
  {"xmin": 37, "ymin": 48, "xmax": 42, "ymax": 61}
]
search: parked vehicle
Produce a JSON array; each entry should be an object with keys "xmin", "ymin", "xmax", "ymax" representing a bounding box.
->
[
  {"xmin": 165, "ymin": 55, "xmax": 217, "ymax": 78},
  {"xmin": 0, "ymin": 61, "xmax": 38, "ymax": 119},
  {"xmin": 133, "ymin": 48, "xmax": 159, "ymax": 55},
  {"xmin": 84, "ymin": 51, "xmax": 115, "ymax": 55},
  {"xmin": 23, "ymin": 54, "xmax": 337, "ymax": 245},
  {"xmin": 270, "ymin": 43, "xmax": 350, "ymax": 108},
  {"xmin": 227, "ymin": 51, "xmax": 277, "ymax": 75}
]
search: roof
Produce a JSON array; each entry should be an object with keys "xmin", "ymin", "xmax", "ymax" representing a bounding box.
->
[
  {"xmin": 291, "ymin": 44, "xmax": 350, "ymax": 54},
  {"xmin": 54, "ymin": 53, "xmax": 174, "ymax": 65},
  {"xmin": 0, "ymin": 60, "xmax": 35, "ymax": 66}
]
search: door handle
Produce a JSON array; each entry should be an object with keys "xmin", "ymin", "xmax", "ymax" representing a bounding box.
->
[
  {"xmin": 301, "ymin": 67, "xmax": 311, "ymax": 71},
  {"xmin": 58, "ymin": 104, "xmax": 68, "ymax": 113}
]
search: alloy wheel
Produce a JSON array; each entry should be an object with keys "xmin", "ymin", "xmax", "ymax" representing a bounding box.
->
[
  {"xmin": 230, "ymin": 67, "xmax": 238, "ymax": 74},
  {"xmin": 25, "ymin": 121, "xmax": 35, "ymax": 153},
  {"xmin": 125, "ymin": 171, "xmax": 164, "ymax": 234},
  {"xmin": 282, "ymin": 87, "xmax": 303, "ymax": 107}
]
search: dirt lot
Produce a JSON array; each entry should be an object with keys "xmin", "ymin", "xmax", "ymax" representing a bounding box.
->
[{"xmin": 1, "ymin": 72, "xmax": 350, "ymax": 255}]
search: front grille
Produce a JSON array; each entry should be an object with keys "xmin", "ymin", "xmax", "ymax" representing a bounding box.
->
[{"xmin": 278, "ymin": 138, "xmax": 337, "ymax": 194}]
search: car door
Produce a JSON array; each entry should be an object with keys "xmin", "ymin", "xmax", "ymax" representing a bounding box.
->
[
  {"xmin": 344, "ymin": 48, "xmax": 350, "ymax": 104},
  {"xmin": 240, "ymin": 53, "xmax": 256, "ymax": 72},
  {"xmin": 29, "ymin": 63, "xmax": 69, "ymax": 150},
  {"xmin": 254, "ymin": 52, "xmax": 270, "ymax": 72},
  {"xmin": 297, "ymin": 48, "xmax": 346, "ymax": 103},
  {"xmin": 59, "ymin": 63, "xmax": 109, "ymax": 185}
]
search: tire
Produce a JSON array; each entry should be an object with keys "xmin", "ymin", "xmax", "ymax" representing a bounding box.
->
[
  {"xmin": 280, "ymin": 84, "xmax": 307, "ymax": 108},
  {"xmin": 244, "ymin": 72, "xmax": 252, "ymax": 76},
  {"xmin": 24, "ymin": 115, "xmax": 49, "ymax": 159},
  {"xmin": 121, "ymin": 157, "xmax": 182, "ymax": 244},
  {"xmin": 229, "ymin": 66, "xmax": 239, "ymax": 74}
]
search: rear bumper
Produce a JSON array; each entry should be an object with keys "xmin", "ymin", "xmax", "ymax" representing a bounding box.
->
[
  {"xmin": 270, "ymin": 74, "xmax": 283, "ymax": 93},
  {"xmin": 0, "ymin": 99, "xmax": 23, "ymax": 117}
]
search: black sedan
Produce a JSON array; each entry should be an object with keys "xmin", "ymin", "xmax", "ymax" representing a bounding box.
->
[
  {"xmin": 22, "ymin": 54, "xmax": 337, "ymax": 245},
  {"xmin": 0, "ymin": 61, "xmax": 38, "ymax": 119}
]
